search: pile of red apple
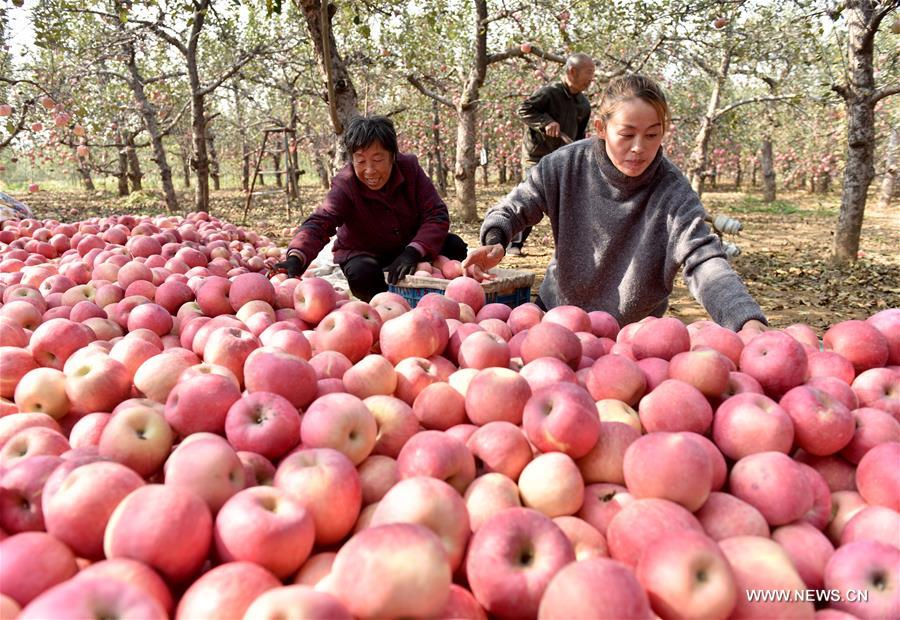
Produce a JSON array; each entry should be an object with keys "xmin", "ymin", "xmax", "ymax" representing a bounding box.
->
[{"xmin": 0, "ymin": 211, "xmax": 898, "ymax": 620}]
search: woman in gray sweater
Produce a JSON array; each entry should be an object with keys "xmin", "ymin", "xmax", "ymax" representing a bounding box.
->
[{"xmin": 465, "ymin": 74, "xmax": 767, "ymax": 333}]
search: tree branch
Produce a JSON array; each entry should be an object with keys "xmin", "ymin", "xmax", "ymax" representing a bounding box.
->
[
  {"xmin": 714, "ymin": 94, "xmax": 800, "ymax": 119},
  {"xmin": 407, "ymin": 74, "xmax": 455, "ymax": 109},
  {"xmin": 197, "ymin": 47, "xmax": 264, "ymax": 97},
  {"xmin": 874, "ymin": 83, "xmax": 900, "ymax": 103},
  {"xmin": 832, "ymin": 82, "xmax": 851, "ymax": 101},
  {"xmin": 863, "ymin": 0, "xmax": 898, "ymax": 45},
  {"xmin": 486, "ymin": 44, "xmax": 565, "ymax": 65}
]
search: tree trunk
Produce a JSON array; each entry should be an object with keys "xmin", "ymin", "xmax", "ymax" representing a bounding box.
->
[
  {"xmin": 499, "ymin": 160, "xmax": 508, "ymax": 185},
  {"xmin": 206, "ymin": 129, "xmax": 221, "ymax": 191},
  {"xmin": 833, "ymin": 0, "xmax": 883, "ymax": 264},
  {"xmin": 760, "ymin": 138, "xmax": 776, "ymax": 202},
  {"xmin": 125, "ymin": 132, "xmax": 143, "ymax": 192},
  {"xmin": 179, "ymin": 139, "xmax": 191, "ymax": 188},
  {"xmin": 123, "ymin": 38, "xmax": 177, "ymax": 211},
  {"xmin": 751, "ymin": 158, "xmax": 758, "ymax": 187},
  {"xmin": 877, "ymin": 124, "xmax": 898, "ymax": 209},
  {"xmin": 734, "ymin": 161, "xmax": 742, "ymax": 190},
  {"xmin": 689, "ymin": 49, "xmax": 731, "ymax": 195},
  {"xmin": 272, "ymin": 151, "xmax": 283, "ymax": 187},
  {"xmin": 233, "ymin": 81, "xmax": 251, "ymax": 191},
  {"xmin": 817, "ymin": 172, "xmax": 831, "ymax": 194},
  {"xmin": 74, "ymin": 147, "xmax": 95, "ymax": 191},
  {"xmin": 314, "ymin": 156, "xmax": 330, "ymax": 189},
  {"xmin": 432, "ymin": 99, "xmax": 447, "ymax": 196},
  {"xmin": 294, "ymin": 0, "xmax": 360, "ymax": 148},
  {"xmin": 115, "ymin": 128, "xmax": 129, "ymax": 196}
]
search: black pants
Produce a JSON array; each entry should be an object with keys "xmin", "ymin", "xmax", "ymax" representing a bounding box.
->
[{"xmin": 340, "ymin": 233, "xmax": 468, "ymax": 302}]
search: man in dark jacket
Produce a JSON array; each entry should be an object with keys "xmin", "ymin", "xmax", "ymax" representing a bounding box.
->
[{"xmin": 510, "ymin": 52, "xmax": 595, "ymax": 255}]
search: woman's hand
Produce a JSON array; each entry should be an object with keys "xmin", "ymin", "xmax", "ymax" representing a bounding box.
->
[{"xmin": 462, "ymin": 244, "xmax": 505, "ymax": 276}]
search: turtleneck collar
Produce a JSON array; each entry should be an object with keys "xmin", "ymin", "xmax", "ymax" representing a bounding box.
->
[{"xmin": 592, "ymin": 138, "xmax": 664, "ymax": 196}]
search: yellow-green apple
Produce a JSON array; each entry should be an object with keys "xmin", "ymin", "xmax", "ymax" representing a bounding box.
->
[
  {"xmin": 464, "ymin": 472, "xmax": 522, "ymax": 532},
  {"xmin": 314, "ymin": 310, "xmax": 373, "ymax": 363},
  {"xmin": 104, "ymin": 484, "xmax": 212, "ymax": 583},
  {"xmin": 689, "ymin": 322, "xmax": 744, "ymax": 366},
  {"xmin": 0, "ymin": 531, "xmax": 79, "ymax": 606},
  {"xmin": 379, "ymin": 309, "xmax": 445, "ymax": 364},
  {"xmin": 293, "ymin": 277, "xmax": 337, "ymax": 324},
  {"xmin": 343, "ymin": 354, "xmax": 397, "ymax": 399},
  {"xmin": 309, "ymin": 350, "xmax": 352, "ymax": 379},
  {"xmin": 824, "ymin": 319, "xmax": 890, "ymax": 374},
  {"xmin": 551, "ymin": 515, "xmax": 607, "ymax": 560},
  {"xmin": 464, "ymin": 367, "xmax": 532, "ymax": 425},
  {"xmin": 357, "ymin": 454, "xmax": 399, "ymax": 506},
  {"xmin": 606, "ymin": 498, "xmax": 704, "ymax": 567},
  {"xmin": 538, "ymin": 556, "xmax": 650, "ymax": 620},
  {"xmin": 203, "ymin": 326, "xmax": 260, "ymax": 388},
  {"xmin": 826, "ymin": 490, "xmax": 867, "ymax": 544},
  {"xmin": 274, "ymin": 448, "xmax": 361, "ymax": 546},
  {"xmin": 214, "ymin": 487, "xmax": 314, "ymax": 579},
  {"xmin": 0, "ymin": 347, "xmax": 38, "ymax": 400},
  {"xmin": 411, "ymin": 381, "xmax": 466, "ymax": 431},
  {"xmin": 523, "ymin": 382, "xmax": 600, "ymax": 459},
  {"xmin": 243, "ymin": 346, "xmax": 317, "ymax": 409},
  {"xmin": 585, "ymin": 354, "xmax": 646, "ymax": 405},
  {"xmin": 17, "ymin": 577, "xmax": 166, "ymax": 620},
  {"xmin": 42, "ymin": 461, "xmax": 144, "ymax": 560},
  {"xmin": 807, "ymin": 375, "xmax": 860, "ymax": 411},
  {"xmin": 739, "ymin": 331, "xmax": 809, "ymax": 398},
  {"xmin": 237, "ymin": 450, "xmax": 276, "ymax": 486},
  {"xmin": 164, "ymin": 373, "xmax": 241, "ymax": 437},
  {"xmin": 507, "ymin": 303, "xmax": 544, "ymax": 334},
  {"xmin": 98, "ymin": 405, "xmax": 173, "ymax": 477},
  {"xmin": 363, "ymin": 395, "xmax": 419, "ymax": 458},
  {"xmin": 133, "ymin": 348, "xmax": 200, "ymax": 403},
  {"xmin": 371, "ymin": 476, "xmax": 470, "ymax": 571},
  {"xmin": 61, "ymin": 354, "xmax": 130, "ymax": 415},
  {"xmin": 73, "ymin": 558, "xmax": 174, "ymax": 616},
  {"xmin": 824, "ymin": 539, "xmax": 899, "ymax": 619},
  {"xmin": 300, "ymin": 393, "xmax": 376, "ymax": 465},
  {"xmin": 638, "ymin": 379, "xmax": 713, "ymax": 434},
  {"xmin": 164, "ymin": 436, "xmax": 245, "ymax": 513},
  {"xmin": 176, "ymin": 561, "xmax": 281, "ymax": 620},
  {"xmin": 694, "ymin": 491, "xmax": 769, "ymax": 541},
  {"xmin": 867, "ymin": 308, "xmax": 900, "ymax": 365},
  {"xmin": 669, "ymin": 348, "xmax": 730, "ymax": 398},
  {"xmin": 729, "ymin": 452, "xmax": 815, "ymax": 526},
  {"xmin": 243, "ymin": 585, "xmax": 352, "ymax": 619},
  {"xmin": 718, "ymin": 536, "xmax": 814, "ymax": 619},
  {"xmin": 466, "ymin": 421, "xmax": 532, "ymax": 480},
  {"xmin": 520, "ymin": 321, "xmax": 581, "ymax": 369},
  {"xmin": 773, "ymin": 521, "xmax": 835, "ymax": 589},
  {"xmin": 840, "ymin": 505, "xmax": 900, "ymax": 549},
  {"xmin": 0, "ymin": 455, "xmax": 62, "ymax": 533},
  {"xmin": 466, "ymin": 507, "xmax": 574, "ymax": 619},
  {"xmin": 397, "ymin": 430, "xmax": 475, "ymax": 494},
  {"xmin": 855, "ymin": 441, "xmax": 900, "ymax": 510},
  {"xmin": 623, "ymin": 432, "xmax": 712, "ymax": 511},
  {"xmin": 0, "ymin": 427, "xmax": 69, "ymax": 468},
  {"xmin": 636, "ymin": 529, "xmax": 737, "ymax": 619},
  {"xmin": 195, "ymin": 275, "xmax": 232, "ymax": 317},
  {"xmin": 595, "ymin": 399, "xmax": 642, "ymax": 432},
  {"xmin": 852, "ymin": 368, "xmax": 900, "ymax": 416},
  {"xmin": 779, "ymin": 385, "xmax": 854, "ymax": 455},
  {"xmin": 712, "ymin": 392, "xmax": 795, "ymax": 459},
  {"xmin": 28, "ymin": 318, "xmax": 95, "ymax": 370},
  {"xmin": 518, "ymin": 452, "xmax": 584, "ymax": 518},
  {"xmin": 224, "ymin": 392, "xmax": 300, "ymax": 460},
  {"xmin": 575, "ymin": 421, "xmax": 640, "ymax": 485},
  {"xmin": 229, "ymin": 272, "xmax": 275, "ymax": 311}
]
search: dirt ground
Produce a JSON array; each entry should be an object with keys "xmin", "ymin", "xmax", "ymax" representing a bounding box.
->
[{"xmin": 14, "ymin": 182, "xmax": 899, "ymax": 332}]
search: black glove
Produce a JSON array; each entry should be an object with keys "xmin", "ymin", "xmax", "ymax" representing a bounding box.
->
[
  {"xmin": 385, "ymin": 246, "xmax": 422, "ymax": 285},
  {"xmin": 274, "ymin": 253, "xmax": 306, "ymax": 278}
]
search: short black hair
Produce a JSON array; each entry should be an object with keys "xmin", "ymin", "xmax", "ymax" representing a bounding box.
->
[{"xmin": 343, "ymin": 115, "xmax": 398, "ymax": 161}]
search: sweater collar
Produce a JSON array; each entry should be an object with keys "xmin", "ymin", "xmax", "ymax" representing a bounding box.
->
[{"xmin": 592, "ymin": 138, "xmax": 663, "ymax": 193}]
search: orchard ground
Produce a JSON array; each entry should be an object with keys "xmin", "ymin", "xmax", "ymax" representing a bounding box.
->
[{"xmin": 12, "ymin": 183, "xmax": 899, "ymax": 331}]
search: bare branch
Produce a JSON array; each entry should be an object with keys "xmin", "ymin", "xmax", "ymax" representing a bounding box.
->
[
  {"xmin": 487, "ymin": 44, "xmax": 565, "ymax": 66},
  {"xmin": 407, "ymin": 74, "xmax": 455, "ymax": 109},
  {"xmin": 197, "ymin": 47, "xmax": 265, "ymax": 97},
  {"xmin": 832, "ymin": 82, "xmax": 851, "ymax": 101},
  {"xmin": 874, "ymin": 83, "xmax": 900, "ymax": 103},
  {"xmin": 714, "ymin": 94, "xmax": 801, "ymax": 119}
]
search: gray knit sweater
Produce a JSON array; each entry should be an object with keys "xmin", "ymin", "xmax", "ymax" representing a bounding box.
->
[{"xmin": 480, "ymin": 138, "xmax": 767, "ymax": 332}]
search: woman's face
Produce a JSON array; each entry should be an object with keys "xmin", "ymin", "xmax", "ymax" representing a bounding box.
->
[
  {"xmin": 596, "ymin": 97, "xmax": 664, "ymax": 177},
  {"xmin": 351, "ymin": 141, "xmax": 394, "ymax": 191}
]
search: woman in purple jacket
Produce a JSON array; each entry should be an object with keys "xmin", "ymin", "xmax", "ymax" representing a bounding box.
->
[{"xmin": 275, "ymin": 115, "xmax": 466, "ymax": 301}]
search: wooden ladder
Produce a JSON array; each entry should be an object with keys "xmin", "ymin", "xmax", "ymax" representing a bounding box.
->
[{"xmin": 242, "ymin": 127, "xmax": 301, "ymax": 224}]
